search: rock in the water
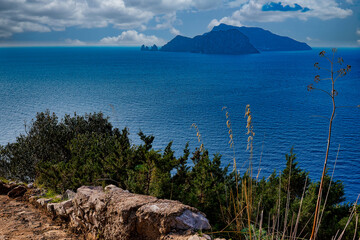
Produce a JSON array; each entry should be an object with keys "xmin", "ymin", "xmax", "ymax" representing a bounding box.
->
[{"xmin": 7, "ymin": 185, "xmax": 27, "ymax": 198}]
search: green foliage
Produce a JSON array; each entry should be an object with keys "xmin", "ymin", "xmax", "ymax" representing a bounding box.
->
[{"xmin": 0, "ymin": 111, "xmax": 358, "ymax": 239}]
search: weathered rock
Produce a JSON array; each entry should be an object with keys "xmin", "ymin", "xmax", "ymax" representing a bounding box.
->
[
  {"xmin": 135, "ymin": 199, "xmax": 210, "ymax": 239},
  {"xmin": 103, "ymin": 190, "xmax": 158, "ymax": 239},
  {"xmin": 24, "ymin": 185, "xmax": 216, "ymax": 240},
  {"xmin": 175, "ymin": 209, "xmax": 211, "ymax": 230},
  {"xmin": 63, "ymin": 189, "xmax": 76, "ymax": 200},
  {"xmin": 48, "ymin": 200, "xmax": 74, "ymax": 218},
  {"xmin": 27, "ymin": 182, "xmax": 34, "ymax": 189},
  {"xmin": 36, "ymin": 198, "xmax": 53, "ymax": 208},
  {"xmin": 7, "ymin": 185, "xmax": 27, "ymax": 198}
]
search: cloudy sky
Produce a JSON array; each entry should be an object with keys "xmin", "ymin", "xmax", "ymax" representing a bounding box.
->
[{"xmin": 0, "ymin": 0, "xmax": 359, "ymax": 47}]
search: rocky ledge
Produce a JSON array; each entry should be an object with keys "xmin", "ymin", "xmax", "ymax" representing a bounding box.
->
[{"xmin": 0, "ymin": 181, "xmax": 224, "ymax": 240}]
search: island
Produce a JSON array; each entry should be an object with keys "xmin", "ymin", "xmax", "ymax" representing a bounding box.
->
[{"xmin": 147, "ymin": 24, "xmax": 311, "ymax": 55}]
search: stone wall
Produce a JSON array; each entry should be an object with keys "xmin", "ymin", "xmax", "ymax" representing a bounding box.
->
[{"xmin": 1, "ymin": 181, "xmax": 224, "ymax": 240}]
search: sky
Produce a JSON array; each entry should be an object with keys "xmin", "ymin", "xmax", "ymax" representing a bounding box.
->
[{"xmin": 0, "ymin": 0, "xmax": 359, "ymax": 47}]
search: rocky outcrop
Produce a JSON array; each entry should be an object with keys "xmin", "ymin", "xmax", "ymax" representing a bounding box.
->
[
  {"xmin": 1, "ymin": 181, "xmax": 216, "ymax": 240},
  {"xmin": 36, "ymin": 185, "xmax": 212, "ymax": 239}
]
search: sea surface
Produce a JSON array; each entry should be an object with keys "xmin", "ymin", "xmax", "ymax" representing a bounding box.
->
[{"xmin": 0, "ymin": 47, "xmax": 359, "ymax": 201}]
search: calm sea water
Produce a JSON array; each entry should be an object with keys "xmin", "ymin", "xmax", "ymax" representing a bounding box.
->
[{"xmin": 0, "ymin": 47, "xmax": 359, "ymax": 201}]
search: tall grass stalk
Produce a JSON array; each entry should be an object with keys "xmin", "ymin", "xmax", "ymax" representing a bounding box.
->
[{"xmin": 307, "ymin": 49, "xmax": 351, "ymax": 240}]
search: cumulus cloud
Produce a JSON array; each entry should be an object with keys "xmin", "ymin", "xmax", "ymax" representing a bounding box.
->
[
  {"xmin": 209, "ymin": 0, "xmax": 353, "ymax": 27},
  {"xmin": 154, "ymin": 12, "xmax": 182, "ymax": 35},
  {"xmin": 0, "ymin": 0, "xmax": 221, "ymax": 38},
  {"xmin": 208, "ymin": 17, "xmax": 242, "ymax": 30},
  {"xmin": 228, "ymin": 0, "xmax": 248, "ymax": 8},
  {"xmin": 357, "ymin": 28, "xmax": 360, "ymax": 35},
  {"xmin": 0, "ymin": 0, "xmax": 155, "ymax": 38},
  {"xmin": 99, "ymin": 30, "xmax": 165, "ymax": 46},
  {"xmin": 123, "ymin": 0, "xmax": 222, "ymax": 12},
  {"xmin": 65, "ymin": 39, "xmax": 87, "ymax": 46}
]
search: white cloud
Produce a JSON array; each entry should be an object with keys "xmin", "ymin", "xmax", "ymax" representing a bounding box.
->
[
  {"xmin": 170, "ymin": 27, "xmax": 181, "ymax": 35},
  {"xmin": 0, "ymin": 0, "xmax": 155, "ymax": 38},
  {"xmin": 306, "ymin": 36, "xmax": 312, "ymax": 41},
  {"xmin": 357, "ymin": 28, "xmax": 360, "ymax": 35},
  {"xmin": 208, "ymin": 17, "xmax": 242, "ymax": 30},
  {"xmin": 0, "ymin": 0, "xmax": 222, "ymax": 38},
  {"xmin": 228, "ymin": 0, "xmax": 248, "ymax": 8},
  {"xmin": 209, "ymin": 0, "xmax": 353, "ymax": 27},
  {"xmin": 65, "ymin": 39, "xmax": 87, "ymax": 46},
  {"xmin": 358, "ymin": 39, "xmax": 360, "ymax": 45},
  {"xmin": 154, "ymin": 12, "xmax": 182, "ymax": 35},
  {"xmin": 99, "ymin": 30, "xmax": 165, "ymax": 46}
]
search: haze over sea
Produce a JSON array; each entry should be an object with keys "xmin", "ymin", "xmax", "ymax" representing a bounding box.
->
[{"xmin": 0, "ymin": 47, "xmax": 359, "ymax": 201}]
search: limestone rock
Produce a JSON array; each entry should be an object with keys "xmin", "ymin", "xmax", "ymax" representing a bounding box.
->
[
  {"xmin": 63, "ymin": 189, "xmax": 76, "ymax": 200},
  {"xmin": 25, "ymin": 185, "xmax": 216, "ymax": 240},
  {"xmin": 48, "ymin": 200, "xmax": 74, "ymax": 218},
  {"xmin": 135, "ymin": 199, "xmax": 210, "ymax": 239},
  {"xmin": 103, "ymin": 190, "xmax": 158, "ymax": 239},
  {"xmin": 36, "ymin": 198, "xmax": 53, "ymax": 208}
]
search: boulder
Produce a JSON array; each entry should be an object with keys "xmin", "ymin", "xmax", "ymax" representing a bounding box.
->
[
  {"xmin": 63, "ymin": 189, "xmax": 76, "ymax": 200},
  {"xmin": 36, "ymin": 198, "xmax": 53, "ymax": 208},
  {"xmin": 7, "ymin": 185, "xmax": 27, "ymax": 198},
  {"xmin": 48, "ymin": 200, "xmax": 73, "ymax": 218},
  {"xmin": 135, "ymin": 200, "xmax": 210, "ymax": 239},
  {"xmin": 102, "ymin": 190, "xmax": 158, "ymax": 239},
  {"xmin": 26, "ymin": 185, "xmax": 215, "ymax": 240}
]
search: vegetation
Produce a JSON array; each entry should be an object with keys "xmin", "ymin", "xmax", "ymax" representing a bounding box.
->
[
  {"xmin": 0, "ymin": 110, "xmax": 357, "ymax": 239},
  {"xmin": 0, "ymin": 49, "xmax": 358, "ymax": 239}
]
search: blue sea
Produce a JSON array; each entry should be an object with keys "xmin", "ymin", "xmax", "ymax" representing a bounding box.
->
[{"xmin": 0, "ymin": 47, "xmax": 359, "ymax": 201}]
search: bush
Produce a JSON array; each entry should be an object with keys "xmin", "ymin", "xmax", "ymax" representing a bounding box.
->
[{"xmin": 0, "ymin": 111, "xmax": 357, "ymax": 239}]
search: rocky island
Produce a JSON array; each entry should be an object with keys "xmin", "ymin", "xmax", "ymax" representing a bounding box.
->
[{"xmin": 143, "ymin": 24, "xmax": 311, "ymax": 55}]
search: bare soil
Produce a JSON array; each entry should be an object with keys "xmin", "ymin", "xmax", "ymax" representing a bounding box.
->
[{"xmin": 0, "ymin": 195, "xmax": 76, "ymax": 240}]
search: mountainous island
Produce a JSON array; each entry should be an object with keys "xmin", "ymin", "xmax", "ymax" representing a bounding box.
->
[{"xmin": 141, "ymin": 24, "xmax": 311, "ymax": 55}]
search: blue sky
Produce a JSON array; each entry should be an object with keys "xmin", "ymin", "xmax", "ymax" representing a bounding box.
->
[{"xmin": 0, "ymin": 0, "xmax": 359, "ymax": 47}]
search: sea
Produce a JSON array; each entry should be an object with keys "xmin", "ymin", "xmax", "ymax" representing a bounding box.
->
[{"xmin": 0, "ymin": 47, "xmax": 359, "ymax": 202}]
